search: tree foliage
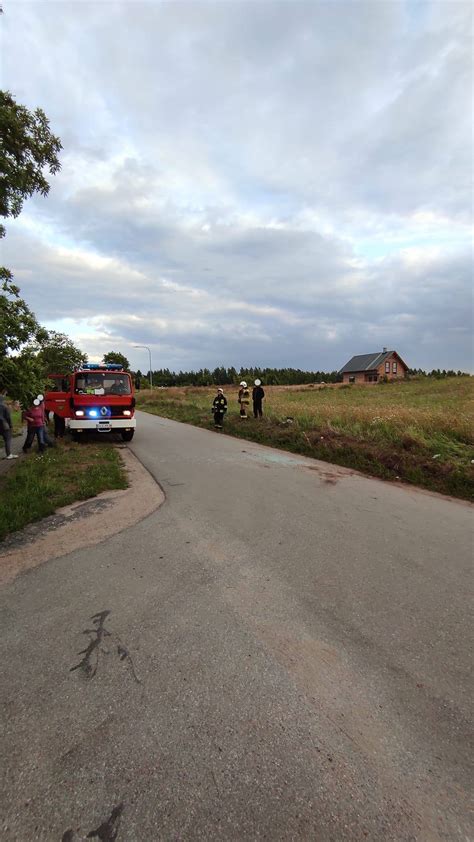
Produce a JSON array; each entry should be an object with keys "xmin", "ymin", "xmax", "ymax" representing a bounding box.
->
[
  {"xmin": 1, "ymin": 346, "xmax": 45, "ymax": 408},
  {"xmin": 0, "ymin": 269, "xmax": 46, "ymax": 356},
  {"xmin": 38, "ymin": 331, "xmax": 87, "ymax": 377},
  {"xmin": 145, "ymin": 365, "xmax": 342, "ymax": 387},
  {"xmin": 103, "ymin": 351, "xmax": 130, "ymax": 370},
  {"xmin": 0, "ymin": 90, "xmax": 62, "ymax": 238},
  {"xmin": 0, "ymin": 270, "xmax": 48, "ymax": 403},
  {"xmin": 408, "ymin": 367, "xmax": 470, "ymax": 378},
  {"xmin": 0, "ymin": 90, "xmax": 63, "ymax": 402}
]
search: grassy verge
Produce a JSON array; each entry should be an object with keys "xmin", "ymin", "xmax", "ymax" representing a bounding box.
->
[
  {"xmin": 10, "ymin": 409, "xmax": 22, "ymax": 435},
  {"xmin": 136, "ymin": 378, "xmax": 474, "ymax": 501},
  {"xmin": 0, "ymin": 440, "xmax": 128, "ymax": 542}
]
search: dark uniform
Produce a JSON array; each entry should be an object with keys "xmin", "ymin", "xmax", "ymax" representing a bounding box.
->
[
  {"xmin": 252, "ymin": 384, "xmax": 265, "ymax": 417},
  {"xmin": 54, "ymin": 413, "xmax": 66, "ymax": 438},
  {"xmin": 212, "ymin": 391, "xmax": 227, "ymax": 428}
]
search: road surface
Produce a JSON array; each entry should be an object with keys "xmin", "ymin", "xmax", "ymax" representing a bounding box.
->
[{"xmin": 1, "ymin": 411, "xmax": 472, "ymax": 840}]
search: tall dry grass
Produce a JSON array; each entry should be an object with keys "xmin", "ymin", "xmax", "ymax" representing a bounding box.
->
[{"xmin": 139, "ymin": 378, "xmax": 473, "ymax": 446}]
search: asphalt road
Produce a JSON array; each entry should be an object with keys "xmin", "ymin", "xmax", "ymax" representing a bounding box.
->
[{"xmin": 1, "ymin": 410, "xmax": 472, "ymax": 841}]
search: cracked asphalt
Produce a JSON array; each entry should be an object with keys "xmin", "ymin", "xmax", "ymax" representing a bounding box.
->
[{"xmin": 1, "ymin": 410, "xmax": 472, "ymax": 840}]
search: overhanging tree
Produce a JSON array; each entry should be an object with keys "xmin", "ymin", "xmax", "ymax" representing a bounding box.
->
[
  {"xmin": 0, "ymin": 89, "xmax": 62, "ymax": 402},
  {"xmin": 37, "ymin": 331, "xmax": 87, "ymax": 377},
  {"xmin": 0, "ymin": 272, "xmax": 47, "ymax": 403},
  {"xmin": 0, "ymin": 90, "xmax": 62, "ymax": 238}
]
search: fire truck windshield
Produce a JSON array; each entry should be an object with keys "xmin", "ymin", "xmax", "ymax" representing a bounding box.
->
[{"xmin": 75, "ymin": 373, "xmax": 131, "ymax": 395}]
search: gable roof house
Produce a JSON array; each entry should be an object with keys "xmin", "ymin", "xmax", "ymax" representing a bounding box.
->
[{"xmin": 339, "ymin": 349, "xmax": 409, "ymax": 384}]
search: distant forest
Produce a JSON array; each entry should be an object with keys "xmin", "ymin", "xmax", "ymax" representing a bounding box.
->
[
  {"xmin": 135, "ymin": 366, "xmax": 470, "ymax": 387},
  {"xmin": 139, "ymin": 366, "xmax": 340, "ymax": 386}
]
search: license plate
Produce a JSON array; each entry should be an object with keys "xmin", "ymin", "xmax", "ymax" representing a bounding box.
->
[{"xmin": 97, "ymin": 422, "xmax": 111, "ymax": 432}]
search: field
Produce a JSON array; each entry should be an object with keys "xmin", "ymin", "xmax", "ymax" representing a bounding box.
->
[{"xmin": 136, "ymin": 377, "xmax": 474, "ymax": 500}]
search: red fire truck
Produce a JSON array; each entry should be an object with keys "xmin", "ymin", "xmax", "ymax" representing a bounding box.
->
[{"xmin": 44, "ymin": 363, "xmax": 136, "ymax": 441}]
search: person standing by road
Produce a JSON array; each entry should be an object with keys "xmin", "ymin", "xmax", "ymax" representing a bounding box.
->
[
  {"xmin": 53, "ymin": 412, "xmax": 66, "ymax": 438},
  {"xmin": 22, "ymin": 398, "xmax": 46, "ymax": 453},
  {"xmin": 23, "ymin": 394, "xmax": 56, "ymax": 449},
  {"xmin": 37, "ymin": 395, "xmax": 55, "ymax": 448},
  {"xmin": 252, "ymin": 379, "xmax": 265, "ymax": 418},
  {"xmin": 212, "ymin": 388, "xmax": 227, "ymax": 429},
  {"xmin": 238, "ymin": 381, "xmax": 250, "ymax": 419},
  {"xmin": 0, "ymin": 392, "xmax": 18, "ymax": 460}
]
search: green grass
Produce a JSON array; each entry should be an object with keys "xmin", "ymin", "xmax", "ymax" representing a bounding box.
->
[
  {"xmin": 0, "ymin": 440, "xmax": 128, "ymax": 542},
  {"xmin": 10, "ymin": 409, "xmax": 22, "ymax": 435},
  {"xmin": 136, "ymin": 378, "xmax": 474, "ymax": 500}
]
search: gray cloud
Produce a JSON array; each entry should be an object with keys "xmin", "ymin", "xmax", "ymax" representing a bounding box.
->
[{"xmin": 2, "ymin": 0, "xmax": 472, "ymax": 372}]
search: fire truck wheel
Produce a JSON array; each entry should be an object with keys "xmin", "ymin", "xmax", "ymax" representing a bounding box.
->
[{"xmin": 121, "ymin": 430, "xmax": 135, "ymax": 442}]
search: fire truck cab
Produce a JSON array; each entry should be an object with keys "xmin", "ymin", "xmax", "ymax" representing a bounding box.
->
[{"xmin": 44, "ymin": 363, "xmax": 137, "ymax": 441}]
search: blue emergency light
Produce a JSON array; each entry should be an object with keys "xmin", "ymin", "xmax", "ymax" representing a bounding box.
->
[{"xmin": 80, "ymin": 363, "xmax": 124, "ymax": 371}]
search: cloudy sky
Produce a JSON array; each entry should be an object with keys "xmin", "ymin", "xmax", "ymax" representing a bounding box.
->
[{"xmin": 2, "ymin": 0, "xmax": 472, "ymax": 373}]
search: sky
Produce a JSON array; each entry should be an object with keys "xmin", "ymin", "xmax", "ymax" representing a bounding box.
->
[{"xmin": 1, "ymin": 0, "xmax": 472, "ymax": 373}]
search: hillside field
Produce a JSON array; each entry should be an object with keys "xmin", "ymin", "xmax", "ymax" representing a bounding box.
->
[{"xmin": 136, "ymin": 377, "xmax": 474, "ymax": 500}]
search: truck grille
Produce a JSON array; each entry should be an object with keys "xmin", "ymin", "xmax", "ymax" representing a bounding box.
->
[{"xmin": 73, "ymin": 405, "xmax": 132, "ymax": 417}]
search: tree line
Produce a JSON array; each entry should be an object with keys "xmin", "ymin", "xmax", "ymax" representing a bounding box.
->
[
  {"xmin": 143, "ymin": 367, "xmax": 341, "ymax": 387},
  {"xmin": 137, "ymin": 367, "xmax": 471, "ymax": 388},
  {"xmin": 407, "ymin": 368, "xmax": 470, "ymax": 379}
]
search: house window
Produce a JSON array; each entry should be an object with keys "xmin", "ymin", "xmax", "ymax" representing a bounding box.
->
[
  {"xmin": 385, "ymin": 361, "xmax": 390, "ymax": 373},
  {"xmin": 349, "ymin": 375, "xmax": 355, "ymax": 383},
  {"xmin": 392, "ymin": 361, "xmax": 397, "ymax": 373}
]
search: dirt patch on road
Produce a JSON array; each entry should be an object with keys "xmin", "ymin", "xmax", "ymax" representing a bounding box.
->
[{"xmin": 0, "ymin": 447, "xmax": 164, "ymax": 587}]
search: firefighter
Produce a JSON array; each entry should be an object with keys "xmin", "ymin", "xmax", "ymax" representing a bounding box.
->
[
  {"xmin": 212, "ymin": 388, "xmax": 227, "ymax": 429},
  {"xmin": 252, "ymin": 379, "xmax": 265, "ymax": 417},
  {"xmin": 54, "ymin": 413, "xmax": 66, "ymax": 438},
  {"xmin": 238, "ymin": 381, "xmax": 250, "ymax": 418}
]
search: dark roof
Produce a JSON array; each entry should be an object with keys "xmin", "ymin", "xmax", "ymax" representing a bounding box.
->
[{"xmin": 339, "ymin": 352, "xmax": 392, "ymax": 373}]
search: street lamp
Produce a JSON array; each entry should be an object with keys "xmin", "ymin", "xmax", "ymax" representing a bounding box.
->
[{"xmin": 134, "ymin": 345, "xmax": 153, "ymax": 389}]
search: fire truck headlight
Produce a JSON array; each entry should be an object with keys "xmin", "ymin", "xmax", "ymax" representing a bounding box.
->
[
  {"xmin": 123, "ymin": 410, "xmax": 131, "ymax": 416},
  {"xmin": 89, "ymin": 409, "xmax": 98, "ymax": 417},
  {"xmin": 75, "ymin": 410, "xmax": 85, "ymax": 417}
]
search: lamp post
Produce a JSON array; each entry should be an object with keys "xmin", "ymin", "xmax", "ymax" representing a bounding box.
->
[{"xmin": 134, "ymin": 345, "xmax": 153, "ymax": 389}]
